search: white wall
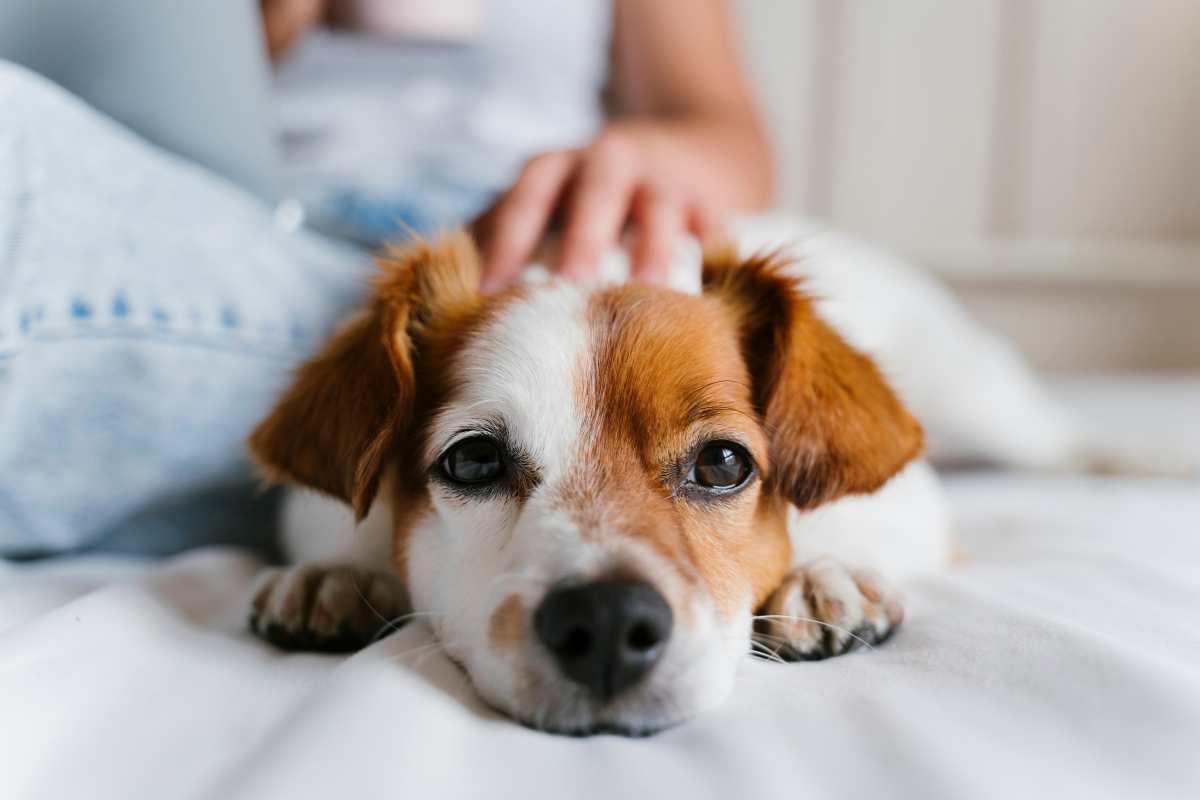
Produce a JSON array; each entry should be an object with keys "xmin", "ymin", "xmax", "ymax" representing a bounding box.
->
[{"xmin": 734, "ymin": 0, "xmax": 1200, "ymax": 370}]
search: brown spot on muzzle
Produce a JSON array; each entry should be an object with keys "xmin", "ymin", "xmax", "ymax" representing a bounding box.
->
[{"xmin": 489, "ymin": 593, "xmax": 527, "ymax": 652}]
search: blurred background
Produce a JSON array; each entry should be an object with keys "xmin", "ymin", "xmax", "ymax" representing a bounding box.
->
[
  {"xmin": 4, "ymin": 0, "xmax": 1196, "ymax": 374},
  {"xmin": 735, "ymin": 0, "xmax": 1200, "ymax": 372}
]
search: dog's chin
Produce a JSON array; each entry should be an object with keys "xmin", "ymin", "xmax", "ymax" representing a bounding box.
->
[
  {"xmin": 496, "ymin": 693, "xmax": 693, "ymax": 739},
  {"xmin": 466, "ymin": 657, "xmax": 739, "ymax": 739},
  {"xmin": 517, "ymin": 717, "xmax": 679, "ymax": 738}
]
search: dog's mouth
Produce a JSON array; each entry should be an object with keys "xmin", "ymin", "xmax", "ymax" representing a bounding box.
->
[
  {"xmin": 432, "ymin": 643, "xmax": 683, "ymax": 737},
  {"xmin": 459, "ymin": 656, "xmax": 691, "ymax": 738},
  {"xmin": 516, "ymin": 718, "xmax": 675, "ymax": 738},
  {"xmin": 489, "ymin": 681, "xmax": 693, "ymax": 739}
]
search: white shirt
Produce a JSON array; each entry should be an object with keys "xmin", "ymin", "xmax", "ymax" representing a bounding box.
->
[{"xmin": 271, "ymin": 0, "xmax": 610, "ymax": 243}]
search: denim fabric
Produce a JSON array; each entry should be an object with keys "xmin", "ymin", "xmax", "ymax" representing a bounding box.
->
[
  {"xmin": 303, "ymin": 175, "xmax": 497, "ymax": 248},
  {"xmin": 0, "ymin": 62, "xmax": 381, "ymax": 556}
]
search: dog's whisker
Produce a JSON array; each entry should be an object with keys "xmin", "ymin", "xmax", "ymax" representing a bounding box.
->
[
  {"xmin": 482, "ymin": 571, "xmax": 545, "ymax": 596},
  {"xmin": 727, "ymin": 629, "xmax": 808, "ymax": 663},
  {"xmin": 384, "ymin": 641, "xmax": 446, "ymax": 664},
  {"xmin": 747, "ymin": 640, "xmax": 788, "ymax": 665},
  {"xmin": 752, "ymin": 613, "xmax": 878, "ymax": 652},
  {"xmin": 747, "ymin": 638, "xmax": 782, "ymax": 658},
  {"xmin": 383, "ymin": 644, "xmax": 441, "ymax": 661},
  {"xmin": 411, "ymin": 643, "xmax": 449, "ymax": 670},
  {"xmin": 349, "ymin": 576, "xmax": 399, "ymax": 633},
  {"xmin": 347, "ymin": 575, "xmax": 445, "ymax": 643},
  {"xmin": 369, "ymin": 610, "xmax": 447, "ymax": 643}
]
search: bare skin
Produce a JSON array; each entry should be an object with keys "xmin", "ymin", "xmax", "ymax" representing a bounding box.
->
[
  {"xmin": 259, "ymin": 0, "xmax": 773, "ymax": 286},
  {"xmin": 259, "ymin": 0, "xmax": 325, "ymax": 62}
]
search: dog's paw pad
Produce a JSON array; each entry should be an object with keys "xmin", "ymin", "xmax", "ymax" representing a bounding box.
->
[
  {"xmin": 249, "ymin": 565, "xmax": 406, "ymax": 652},
  {"xmin": 755, "ymin": 559, "xmax": 903, "ymax": 661}
]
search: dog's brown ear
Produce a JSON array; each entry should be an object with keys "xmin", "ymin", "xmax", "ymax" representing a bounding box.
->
[
  {"xmin": 703, "ymin": 246, "xmax": 923, "ymax": 509},
  {"xmin": 248, "ymin": 232, "xmax": 482, "ymax": 519}
]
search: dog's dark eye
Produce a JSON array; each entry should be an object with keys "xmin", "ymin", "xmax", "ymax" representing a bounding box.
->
[
  {"xmin": 442, "ymin": 437, "xmax": 504, "ymax": 484},
  {"xmin": 690, "ymin": 442, "xmax": 752, "ymax": 490}
]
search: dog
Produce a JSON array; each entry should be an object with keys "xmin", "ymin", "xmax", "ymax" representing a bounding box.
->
[{"xmin": 245, "ymin": 231, "xmax": 953, "ymax": 736}]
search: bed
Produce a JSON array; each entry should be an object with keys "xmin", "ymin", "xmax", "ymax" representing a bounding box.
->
[{"xmin": 1, "ymin": 374, "xmax": 1197, "ymax": 800}]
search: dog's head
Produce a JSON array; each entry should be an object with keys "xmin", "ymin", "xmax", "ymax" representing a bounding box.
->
[{"xmin": 250, "ymin": 233, "xmax": 921, "ymax": 735}]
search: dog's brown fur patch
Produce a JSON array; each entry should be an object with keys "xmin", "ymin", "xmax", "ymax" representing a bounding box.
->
[
  {"xmin": 489, "ymin": 593, "xmax": 527, "ymax": 652},
  {"xmin": 563, "ymin": 285, "xmax": 788, "ymax": 613},
  {"xmin": 702, "ymin": 247, "xmax": 925, "ymax": 509},
  {"xmin": 247, "ymin": 232, "xmax": 517, "ymax": 580}
]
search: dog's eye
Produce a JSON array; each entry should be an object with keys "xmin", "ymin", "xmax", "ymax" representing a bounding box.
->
[
  {"xmin": 442, "ymin": 437, "xmax": 504, "ymax": 484},
  {"xmin": 690, "ymin": 442, "xmax": 752, "ymax": 490}
]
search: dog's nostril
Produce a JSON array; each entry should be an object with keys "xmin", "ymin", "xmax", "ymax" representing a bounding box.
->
[
  {"xmin": 626, "ymin": 621, "xmax": 660, "ymax": 652},
  {"xmin": 534, "ymin": 580, "xmax": 674, "ymax": 702}
]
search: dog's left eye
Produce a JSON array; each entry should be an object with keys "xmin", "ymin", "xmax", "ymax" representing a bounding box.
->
[
  {"xmin": 442, "ymin": 437, "xmax": 504, "ymax": 484},
  {"xmin": 689, "ymin": 442, "xmax": 752, "ymax": 490}
]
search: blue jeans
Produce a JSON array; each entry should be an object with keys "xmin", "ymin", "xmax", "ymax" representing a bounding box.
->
[{"xmin": 0, "ymin": 62, "xmax": 383, "ymax": 556}]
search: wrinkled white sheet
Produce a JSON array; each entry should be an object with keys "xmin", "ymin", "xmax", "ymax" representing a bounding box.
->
[{"xmin": 2, "ymin": 376, "xmax": 1198, "ymax": 800}]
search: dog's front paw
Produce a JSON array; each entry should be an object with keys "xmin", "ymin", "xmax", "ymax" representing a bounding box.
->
[
  {"xmin": 249, "ymin": 564, "xmax": 407, "ymax": 652},
  {"xmin": 756, "ymin": 559, "xmax": 904, "ymax": 661}
]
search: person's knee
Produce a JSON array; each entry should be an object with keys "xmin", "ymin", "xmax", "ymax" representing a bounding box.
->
[
  {"xmin": 0, "ymin": 59, "xmax": 114, "ymax": 152},
  {"xmin": 0, "ymin": 59, "xmax": 69, "ymax": 108}
]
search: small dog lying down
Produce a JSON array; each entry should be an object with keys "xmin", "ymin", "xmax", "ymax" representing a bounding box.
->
[{"xmin": 246, "ymin": 232, "xmax": 952, "ymax": 736}]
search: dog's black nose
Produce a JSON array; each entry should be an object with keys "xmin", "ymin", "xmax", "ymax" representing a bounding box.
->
[{"xmin": 534, "ymin": 580, "xmax": 673, "ymax": 702}]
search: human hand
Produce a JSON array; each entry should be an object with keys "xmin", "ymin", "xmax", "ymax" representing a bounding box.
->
[
  {"xmin": 473, "ymin": 123, "xmax": 722, "ymax": 292},
  {"xmin": 260, "ymin": 0, "xmax": 326, "ymax": 61}
]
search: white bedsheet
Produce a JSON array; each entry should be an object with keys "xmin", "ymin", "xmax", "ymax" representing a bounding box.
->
[{"xmin": 2, "ymin": 376, "xmax": 1198, "ymax": 800}]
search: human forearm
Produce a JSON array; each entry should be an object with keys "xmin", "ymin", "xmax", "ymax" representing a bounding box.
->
[{"xmin": 260, "ymin": 0, "xmax": 327, "ymax": 61}]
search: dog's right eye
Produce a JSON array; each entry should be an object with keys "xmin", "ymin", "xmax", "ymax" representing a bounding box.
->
[
  {"xmin": 688, "ymin": 441, "xmax": 753, "ymax": 492},
  {"xmin": 442, "ymin": 437, "xmax": 505, "ymax": 484}
]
